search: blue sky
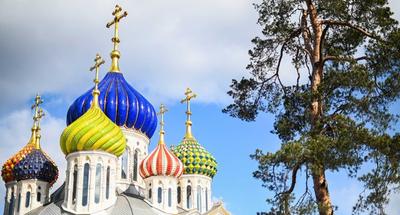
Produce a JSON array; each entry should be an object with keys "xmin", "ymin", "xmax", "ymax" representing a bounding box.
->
[{"xmin": 0, "ymin": 1, "xmax": 399, "ymax": 214}]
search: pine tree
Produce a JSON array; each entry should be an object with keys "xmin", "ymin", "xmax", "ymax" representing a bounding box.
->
[{"xmin": 223, "ymin": 0, "xmax": 400, "ymax": 214}]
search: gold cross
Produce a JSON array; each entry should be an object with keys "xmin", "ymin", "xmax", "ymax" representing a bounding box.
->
[
  {"xmin": 158, "ymin": 104, "xmax": 168, "ymax": 132},
  {"xmin": 180, "ymin": 88, "xmax": 197, "ymax": 122},
  {"xmin": 34, "ymin": 108, "xmax": 45, "ymax": 129},
  {"xmin": 106, "ymin": 4, "xmax": 128, "ymax": 72},
  {"xmin": 90, "ymin": 53, "xmax": 105, "ymax": 90},
  {"xmin": 31, "ymin": 94, "xmax": 43, "ymax": 126}
]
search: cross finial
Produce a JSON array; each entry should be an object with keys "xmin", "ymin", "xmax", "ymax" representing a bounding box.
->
[
  {"xmin": 31, "ymin": 94, "xmax": 44, "ymax": 148},
  {"xmin": 157, "ymin": 104, "xmax": 168, "ymax": 144},
  {"xmin": 34, "ymin": 108, "xmax": 45, "ymax": 149},
  {"xmin": 90, "ymin": 53, "xmax": 105, "ymax": 90},
  {"xmin": 180, "ymin": 88, "xmax": 197, "ymax": 139},
  {"xmin": 89, "ymin": 53, "xmax": 105, "ymax": 107},
  {"xmin": 106, "ymin": 4, "xmax": 128, "ymax": 72},
  {"xmin": 31, "ymin": 94, "xmax": 43, "ymax": 127}
]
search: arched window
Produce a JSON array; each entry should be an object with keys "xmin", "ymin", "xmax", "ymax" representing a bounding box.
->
[
  {"xmin": 148, "ymin": 188, "xmax": 152, "ymax": 199},
  {"xmin": 25, "ymin": 191, "xmax": 31, "ymax": 208},
  {"xmin": 168, "ymin": 188, "xmax": 172, "ymax": 207},
  {"xmin": 72, "ymin": 164, "xmax": 78, "ymax": 203},
  {"xmin": 95, "ymin": 163, "xmax": 101, "ymax": 203},
  {"xmin": 82, "ymin": 163, "xmax": 90, "ymax": 206},
  {"xmin": 186, "ymin": 185, "xmax": 192, "ymax": 209},
  {"xmin": 37, "ymin": 192, "xmax": 41, "ymax": 202},
  {"xmin": 133, "ymin": 150, "xmax": 139, "ymax": 181},
  {"xmin": 205, "ymin": 188, "xmax": 208, "ymax": 211},
  {"xmin": 157, "ymin": 187, "xmax": 162, "ymax": 204},
  {"xmin": 106, "ymin": 166, "xmax": 110, "ymax": 199},
  {"xmin": 8, "ymin": 190, "xmax": 14, "ymax": 215},
  {"xmin": 121, "ymin": 150, "xmax": 128, "ymax": 179},
  {"xmin": 17, "ymin": 193, "xmax": 21, "ymax": 212},
  {"xmin": 197, "ymin": 185, "xmax": 202, "ymax": 212},
  {"xmin": 177, "ymin": 186, "xmax": 181, "ymax": 204}
]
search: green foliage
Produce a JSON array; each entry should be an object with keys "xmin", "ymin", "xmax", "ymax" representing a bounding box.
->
[{"xmin": 224, "ymin": 0, "xmax": 400, "ymax": 214}]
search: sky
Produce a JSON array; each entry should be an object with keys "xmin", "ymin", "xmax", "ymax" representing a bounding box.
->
[{"xmin": 0, "ymin": 0, "xmax": 399, "ymax": 214}]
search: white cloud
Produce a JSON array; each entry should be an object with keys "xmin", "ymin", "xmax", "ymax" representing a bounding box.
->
[
  {"xmin": 0, "ymin": 109, "xmax": 66, "ymax": 212},
  {"xmin": 0, "ymin": 0, "xmax": 259, "ymax": 113}
]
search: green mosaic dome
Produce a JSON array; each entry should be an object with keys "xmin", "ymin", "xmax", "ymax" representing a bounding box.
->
[{"xmin": 172, "ymin": 137, "xmax": 217, "ymax": 178}]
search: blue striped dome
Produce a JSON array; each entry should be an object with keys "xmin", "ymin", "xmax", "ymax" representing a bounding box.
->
[
  {"xmin": 13, "ymin": 149, "xmax": 58, "ymax": 185},
  {"xmin": 67, "ymin": 72, "xmax": 158, "ymax": 138}
]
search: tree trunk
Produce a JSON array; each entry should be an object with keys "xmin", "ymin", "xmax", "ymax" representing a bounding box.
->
[
  {"xmin": 310, "ymin": 54, "xmax": 334, "ymax": 215},
  {"xmin": 305, "ymin": 0, "xmax": 335, "ymax": 213},
  {"xmin": 312, "ymin": 166, "xmax": 333, "ymax": 215}
]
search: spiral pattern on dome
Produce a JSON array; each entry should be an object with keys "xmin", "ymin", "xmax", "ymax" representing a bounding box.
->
[
  {"xmin": 172, "ymin": 137, "xmax": 217, "ymax": 178},
  {"xmin": 13, "ymin": 149, "xmax": 58, "ymax": 185},
  {"xmin": 140, "ymin": 143, "xmax": 184, "ymax": 178},
  {"xmin": 60, "ymin": 105, "xmax": 126, "ymax": 157},
  {"xmin": 1, "ymin": 141, "xmax": 35, "ymax": 183},
  {"xmin": 66, "ymin": 72, "xmax": 158, "ymax": 138}
]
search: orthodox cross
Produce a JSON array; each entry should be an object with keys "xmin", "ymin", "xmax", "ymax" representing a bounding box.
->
[
  {"xmin": 180, "ymin": 88, "xmax": 197, "ymax": 122},
  {"xmin": 106, "ymin": 4, "xmax": 128, "ymax": 72},
  {"xmin": 31, "ymin": 94, "xmax": 43, "ymax": 127},
  {"xmin": 180, "ymin": 88, "xmax": 197, "ymax": 139},
  {"xmin": 90, "ymin": 53, "xmax": 105, "ymax": 91},
  {"xmin": 158, "ymin": 104, "xmax": 168, "ymax": 132},
  {"xmin": 31, "ymin": 94, "xmax": 45, "ymax": 148},
  {"xmin": 157, "ymin": 104, "xmax": 168, "ymax": 144}
]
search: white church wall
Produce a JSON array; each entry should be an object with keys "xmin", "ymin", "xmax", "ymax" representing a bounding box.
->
[
  {"xmin": 179, "ymin": 174, "xmax": 212, "ymax": 214},
  {"xmin": 4, "ymin": 179, "xmax": 50, "ymax": 215},
  {"xmin": 144, "ymin": 176, "xmax": 179, "ymax": 214},
  {"xmin": 116, "ymin": 128, "xmax": 150, "ymax": 193},
  {"xmin": 62, "ymin": 151, "xmax": 118, "ymax": 214}
]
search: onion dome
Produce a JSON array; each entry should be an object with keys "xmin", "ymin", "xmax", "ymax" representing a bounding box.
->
[
  {"xmin": 66, "ymin": 72, "xmax": 158, "ymax": 138},
  {"xmin": 172, "ymin": 88, "xmax": 217, "ymax": 178},
  {"xmin": 66, "ymin": 7, "xmax": 157, "ymax": 138},
  {"xmin": 2, "ymin": 94, "xmax": 59, "ymax": 185},
  {"xmin": 140, "ymin": 104, "xmax": 184, "ymax": 179},
  {"xmin": 60, "ymin": 54, "xmax": 127, "ymax": 157},
  {"xmin": 13, "ymin": 149, "xmax": 58, "ymax": 185},
  {"xmin": 172, "ymin": 137, "xmax": 217, "ymax": 178},
  {"xmin": 1, "ymin": 132, "xmax": 36, "ymax": 183}
]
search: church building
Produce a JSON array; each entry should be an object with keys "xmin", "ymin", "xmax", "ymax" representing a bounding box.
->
[{"xmin": 1, "ymin": 5, "xmax": 230, "ymax": 215}]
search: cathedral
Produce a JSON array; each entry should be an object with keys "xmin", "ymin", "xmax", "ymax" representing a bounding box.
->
[{"xmin": 1, "ymin": 5, "xmax": 230, "ymax": 215}]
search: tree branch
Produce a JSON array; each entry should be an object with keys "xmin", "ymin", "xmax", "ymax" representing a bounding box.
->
[
  {"xmin": 322, "ymin": 20, "xmax": 382, "ymax": 41},
  {"xmin": 323, "ymin": 55, "xmax": 369, "ymax": 63},
  {"xmin": 279, "ymin": 162, "xmax": 303, "ymax": 196}
]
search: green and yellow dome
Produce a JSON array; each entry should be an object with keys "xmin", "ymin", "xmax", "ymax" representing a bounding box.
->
[
  {"xmin": 172, "ymin": 136, "xmax": 217, "ymax": 178},
  {"xmin": 60, "ymin": 54, "xmax": 126, "ymax": 157},
  {"xmin": 172, "ymin": 88, "xmax": 217, "ymax": 178}
]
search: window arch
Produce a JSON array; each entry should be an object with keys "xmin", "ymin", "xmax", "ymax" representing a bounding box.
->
[
  {"xmin": 133, "ymin": 150, "xmax": 139, "ymax": 181},
  {"xmin": 25, "ymin": 191, "xmax": 31, "ymax": 208},
  {"xmin": 186, "ymin": 185, "xmax": 192, "ymax": 209},
  {"xmin": 37, "ymin": 192, "xmax": 41, "ymax": 202},
  {"xmin": 121, "ymin": 149, "xmax": 128, "ymax": 179},
  {"xmin": 157, "ymin": 187, "xmax": 162, "ymax": 204},
  {"xmin": 8, "ymin": 190, "xmax": 14, "ymax": 215},
  {"xmin": 17, "ymin": 193, "xmax": 21, "ymax": 212},
  {"xmin": 149, "ymin": 188, "xmax": 152, "ymax": 199},
  {"xmin": 177, "ymin": 186, "xmax": 181, "ymax": 204},
  {"xmin": 82, "ymin": 163, "xmax": 90, "ymax": 206},
  {"xmin": 168, "ymin": 188, "xmax": 172, "ymax": 207},
  {"xmin": 106, "ymin": 166, "xmax": 110, "ymax": 199},
  {"xmin": 72, "ymin": 164, "xmax": 78, "ymax": 203},
  {"xmin": 95, "ymin": 163, "xmax": 102, "ymax": 203}
]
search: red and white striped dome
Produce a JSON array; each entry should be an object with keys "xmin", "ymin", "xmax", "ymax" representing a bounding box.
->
[{"xmin": 139, "ymin": 142, "xmax": 184, "ymax": 178}]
